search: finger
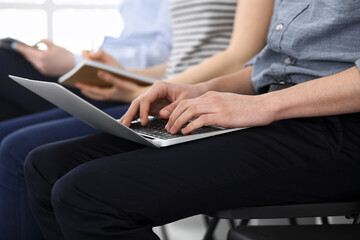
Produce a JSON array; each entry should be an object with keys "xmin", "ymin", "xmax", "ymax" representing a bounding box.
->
[
  {"xmin": 38, "ymin": 39, "xmax": 54, "ymax": 49},
  {"xmin": 165, "ymin": 100, "xmax": 196, "ymax": 132},
  {"xmin": 89, "ymin": 49, "xmax": 106, "ymax": 61},
  {"xmin": 82, "ymin": 50, "xmax": 91, "ymax": 59},
  {"xmin": 159, "ymin": 100, "xmax": 181, "ymax": 119},
  {"xmin": 167, "ymin": 104, "xmax": 212, "ymax": 134},
  {"xmin": 181, "ymin": 114, "xmax": 215, "ymax": 134},
  {"xmin": 80, "ymin": 86, "xmax": 113, "ymax": 101},
  {"xmin": 80, "ymin": 89, "xmax": 109, "ymax": 101},
  {"xmin": 97, "ymin": 71, "xmax": 118, "ymax": 85},
  {"xmin": 138, "ymin": 84, "xmax": 168, "ymax": 126},
  {"xmin": 121, "ymin": 99, "xmax": 141, "ymax": 127}
]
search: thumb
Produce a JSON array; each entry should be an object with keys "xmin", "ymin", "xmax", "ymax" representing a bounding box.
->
[
  {"xmin": 82, "ymin": 50, "xmax": 91, "ymax": 59},
  {"xmin": 38, "ymin": 39, "xmax": 54, "ymax": 49},
  {"xmin": 89, "ymin": 49, "xmax": 106, "ymax": 61},
  {"xmin": 159, "ymin": 100, "xmax": 180, "ymax": 119},
  {"xmin": 97, "ymin": 71, "xmax": 117, "ymax": 84}
]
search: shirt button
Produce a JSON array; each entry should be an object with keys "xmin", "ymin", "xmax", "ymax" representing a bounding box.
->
[
  {"xmin": 276, "ymin": 24, "xmax": 284, "ymax": 31},
  {"xmin": 284, "ymin": 57, "xmax": 292, "ymax": 64}
]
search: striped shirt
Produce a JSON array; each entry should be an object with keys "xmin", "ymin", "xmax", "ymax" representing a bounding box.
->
[{"xmin": 164, "ymin": 0, "xmax": 238, "ymax": 79}]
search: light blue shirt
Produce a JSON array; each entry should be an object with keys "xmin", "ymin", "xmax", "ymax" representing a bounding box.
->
[
  {"xmin": 75, "ymin": 0, "xmax": 172, "ymax": 69},
  {"xmin": 249, "ymin": 0, "xmax": 360, "ymax": 93}
]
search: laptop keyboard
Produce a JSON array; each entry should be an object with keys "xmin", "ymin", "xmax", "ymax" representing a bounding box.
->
[{"xmin": 130, "ymin": 118, "xmax": 221, "ymax": 140}]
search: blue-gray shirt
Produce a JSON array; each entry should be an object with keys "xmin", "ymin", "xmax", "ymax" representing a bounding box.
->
[{"xmin": 251, "ymin": 0, "xmax": 360, "ymax": 93}]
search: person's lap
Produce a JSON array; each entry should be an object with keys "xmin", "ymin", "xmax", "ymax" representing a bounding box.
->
[
  {"xmin": 0, "ymin": 104, "xmax": 129, "ymax": 240},
  {"xmin": 0, "ymin": 108, "xmax": 70, "ymax": 141},
  {"xmin": 25, "ymin": 114, "xmax": 360, "ymax": 239}
]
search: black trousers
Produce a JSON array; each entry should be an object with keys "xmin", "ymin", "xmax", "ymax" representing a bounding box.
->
[
  {"xmin": 0, "ymin": 48, "xmax": 58, "ymax": 120},
  {"xmin": 24, "ymin": 114, "xmax": 360, "ymax": 240}
]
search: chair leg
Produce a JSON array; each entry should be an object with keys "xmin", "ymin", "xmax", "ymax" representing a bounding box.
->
[
  {"xmin": 239, "ymin": 219, "xmax": 250, "ymax": 226},
  {"xmin": 203, "ymin": 217, "xmax": 249, "ymax": 240},
  {"xmin": 353, "ymin": 213, "xmax": 360, "ymax": 224},
  {"xmin": 160, "ymin": 225, "xmax": 169, "ymax": 240},
  {"xmin": 227, "ymin": 219, "xmax": 236, "ymax": 228},
  {"xmin": 289, "ymin": 218, "xmax": 298, "ymax": 225},
  {"xmin": 203, "ymin": 215, "xmax": 210, "ymax": 226},
  {"xmin": 202, "ymin": 217, "xmax": 219, "ymax": 240},
  {"xmin": 320, "ymin": 217, "xmax": 329, "ymax": 225}
]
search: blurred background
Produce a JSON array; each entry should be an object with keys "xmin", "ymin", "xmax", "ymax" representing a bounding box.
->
[{"xmin": 0, "ymin": 0, "xmax": 122, "ymax": 53}]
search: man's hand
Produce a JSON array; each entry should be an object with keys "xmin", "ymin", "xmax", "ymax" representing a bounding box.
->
[
  {"xmin": 16, "ymin": 39, "xmax": 74, "ymax": 76},
  {"xmin": 75, "ymin": 71, "xmax": 148, "ymax": 103},
  {"xmin": 165, "ymin": 91, "xmax": 276, "ymax": 134},
  {"xmin": 77, "ymin": 49, "xmax": 140, "ymax": 102},
  {"xmin": 120, "ymin": 81, "xmax": 204, "ymax": 127}
]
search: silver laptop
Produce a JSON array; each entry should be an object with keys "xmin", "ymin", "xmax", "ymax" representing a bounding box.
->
[{"xmin": 9, "ymin": 75, "xmax": 244, "ymax": 148}]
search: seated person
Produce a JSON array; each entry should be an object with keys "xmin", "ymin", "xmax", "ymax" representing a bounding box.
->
[
  {"xmin": 24, "ymin": 0, "xmax": 360, "ymax": 239},
  {"xmin": 0, "ymin": 0, "xmax": 275, "ymax": 239},
  {"xmin": 0, "ymin": 0, "xmax": 171, "ymax": 121}
]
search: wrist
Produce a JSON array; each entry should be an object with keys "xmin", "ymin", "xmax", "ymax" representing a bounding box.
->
[
  {"xmin": 133, "ymin": 86, "xmax": 150, "ymax": 100},
  {"xmin": 195, "ymin": 81, "xmax": 215, "ymax": 96},
  {"xmin": 257, "ymin": 92, "xmax": 283, "ymax": 123}
]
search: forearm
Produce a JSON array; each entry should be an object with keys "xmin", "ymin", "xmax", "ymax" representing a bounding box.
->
[
  {"xmin": 167, "ymin": 0, "xmax": 274, "ymax": 85},
  {"xmin": 268, "ymin": 67, "xmax": 360, "ymax": 120},
  {"xmin": 126, "ymin": 62, "xmax": 167, "ymax": 79},
  {"xmin": 196, "ymin": 66, "xmax": 256, "ymax": 95},
  {"xmin": 167, "ymin": 50, "xmax": 247, "ymax": 85}
]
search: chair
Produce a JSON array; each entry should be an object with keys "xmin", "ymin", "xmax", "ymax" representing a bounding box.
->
[
  {"xmin": 202, "ymin": 201, "xmax": 360, "ymax": 240},
  {"xmin": 228, "ymin": 224, "xmax": 360, "ymax": 240}
]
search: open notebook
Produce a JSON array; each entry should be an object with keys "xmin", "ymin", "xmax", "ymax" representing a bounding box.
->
[
  {"xmin": 9, "ymin": 75, "xmax": 245, "ymax": 148},
  {"xmin": 58, "ymin": 60, "xmax": 157, "ymax": 88}
]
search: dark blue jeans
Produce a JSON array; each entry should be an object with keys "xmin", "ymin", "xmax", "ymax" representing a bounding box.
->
[
  {"xmin": 0, "ymin": 105, "xmax": 129, "ymax": 240},
  {"xmin": 25, "ymin": 114, "xmax": 360, "ymax": 240}
]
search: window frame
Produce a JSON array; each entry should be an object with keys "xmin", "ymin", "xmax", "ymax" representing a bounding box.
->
[{"xmin": 0, "ymin": 1, "xmax": 118, "ymax": 41}]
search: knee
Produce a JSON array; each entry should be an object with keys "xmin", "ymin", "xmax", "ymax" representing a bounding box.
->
[
  {"xmin": 24, "ymin": 146, "xmax": 48, "ymax": 184},
  {"xmin": 51, "ymin": 168, "xmax": 94, "ymax": 219},
  {"xmin": 24, "ymin": 142, "xmax": 65, "ymax": 185},
  {"xmin": 1, "ymin": 130, "xmax": 35, "ymax": 171},
  {"xmin": 51, "ymin": 174, "xmax": 75, "ymax": 213}
]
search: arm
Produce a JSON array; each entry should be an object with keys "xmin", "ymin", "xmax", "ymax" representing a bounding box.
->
[
  {"xmin": 77, "ymin": 50, "xmax": 167, "ymax": 102},
  {"xmin": 165, "ymin": 66, "xmax": 360, "ymax": 134},
  {"xmin": 16, "ymin": 39, "xmax": 74, "ymax": 76},
  {"xmin": 127, "ymin": 63, "xmax": 168, "ymax": 79},
  {"xmin": 167, "ymin": 0, "xmax": 275, "ymax": 84},
  {"xmin": 270, "ymin": 66, "xmax": 360, "ymax": 120},
  {"xmin": 77, "ymin": 0, "xmax": 275, "ymax": 102}
]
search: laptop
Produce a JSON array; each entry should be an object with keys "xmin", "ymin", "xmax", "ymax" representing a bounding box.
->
[{"xmin": 9, "ymin": 75, "xmax": 245, "ymax": 148}]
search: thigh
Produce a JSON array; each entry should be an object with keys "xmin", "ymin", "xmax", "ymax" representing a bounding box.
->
[
  {"xmin": 0, "ymin": 104, "xmax": 128, "ymax": 142},
  {"xmin": 0, "ymin": 108, "xmax": 69, "ymax": 141},
  {"xmin": 57, "ymin": 115, "xmax": 360, "ymax": 226},
  {"xmin": 0, "ymin": 49, "xmax": 58, "ymax": 118}
]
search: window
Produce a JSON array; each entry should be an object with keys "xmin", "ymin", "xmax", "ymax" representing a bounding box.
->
[{"xmin": 0, "ymin": 0, "xmax": 123, "ymax": 53}]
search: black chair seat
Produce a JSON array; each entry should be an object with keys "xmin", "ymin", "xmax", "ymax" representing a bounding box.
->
[
  {"xmin": 210, "ymin": 201, "xmax": 360, "ymax": 220},
  {"xmin": 228, "ymin": 224, "xmax": 360, "ymax": 240},
  {"xmin": 203, "ymin": 201, "xmax": 360, "ymax": 240}
]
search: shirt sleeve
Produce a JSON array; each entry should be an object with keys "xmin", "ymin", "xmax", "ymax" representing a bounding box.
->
[
  {"xmin": 100, "ymin": 0, "xmax": 172, "ymax": 69},
  {"xmin": 355, "ymin": 58, "xmax": 360, "ymax": 72},
  {"xmin": 243, "ymin": 55, "xmax": 258, "ymax": 68},
  {"xmin": 73, "ymin": 53, "xmax": 83, "ymax": 66}
]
